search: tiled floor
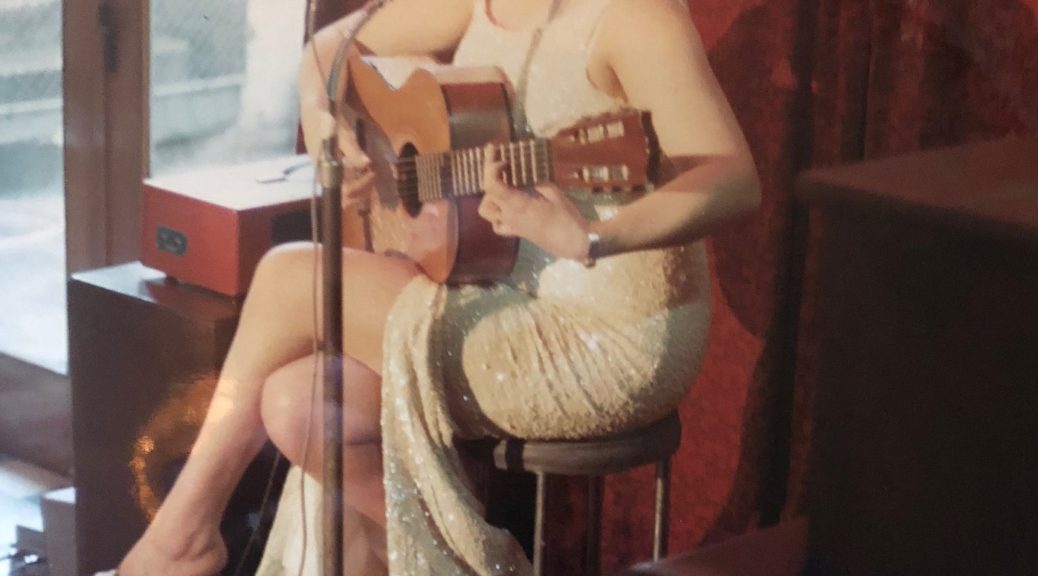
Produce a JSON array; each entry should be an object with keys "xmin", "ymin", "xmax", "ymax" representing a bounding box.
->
[{"xmin": 0, "ymin": 457, "xmax": 70, "ymax": 575}]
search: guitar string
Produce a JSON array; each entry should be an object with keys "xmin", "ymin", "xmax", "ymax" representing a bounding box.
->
[
  {"xmin": 392, "ymin": 143, "xmax": 552, "ymax": 186},
  {"xmin": 390, "ymin": 141, "xmax": 551, "ymax": 169},
  {"xmin": 396, "ymin": 162, "xmax": 554, "ymax": 191},
  {"xmin": 396, "ymin": 172, "xmax": 641, "ymax": 204},
  {"xmin": 394, "ymin": 159, "xmax": 555, "ymax": 190}
]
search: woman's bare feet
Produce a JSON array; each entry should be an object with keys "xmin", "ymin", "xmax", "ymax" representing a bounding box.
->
[{"xmin": 117, "ymin": 523, "xmax": 227, "ymax": 576}]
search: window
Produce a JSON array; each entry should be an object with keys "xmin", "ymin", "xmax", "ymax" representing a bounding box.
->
[
  {"xmin": 0, "ymin": 0, "xmax": 66, "ymax": 372},
  {"xmin": 0, "ymin": 0, "xmax": 304, "ymax": 373},
  {"xmin": 149, "ymin": 0, "xmax": 303, "ymax": 175}
]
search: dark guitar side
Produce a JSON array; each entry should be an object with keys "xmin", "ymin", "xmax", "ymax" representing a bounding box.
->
[{"xmin": 347, "ymin": 57, "xmax": 519, "ymax": 284}]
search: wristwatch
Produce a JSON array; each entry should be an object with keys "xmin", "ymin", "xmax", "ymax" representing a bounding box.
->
[{"xmin": 583, "ymin": 230, "xmax": 601, "ymax": 268}]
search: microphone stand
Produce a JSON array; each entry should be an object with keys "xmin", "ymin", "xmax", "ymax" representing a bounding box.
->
[
  {"xmin": 317, "ymin": 134, "xmax": 345, "ymax": 576},
  {"xmin": 316, "ymin": 2, "xmax": 391, "ymax": 574}
]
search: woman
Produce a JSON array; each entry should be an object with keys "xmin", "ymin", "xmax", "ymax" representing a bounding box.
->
[{"xmin": 118, "ymin": 0, "xmax": 760, "ymax": 573}]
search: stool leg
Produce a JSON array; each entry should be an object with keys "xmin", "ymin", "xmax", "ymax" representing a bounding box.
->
[
  {"xmin": 534, "ymin": 472, "xmax": 547, "ymax": 576},
  {"xmin": 653, "ymin": 458, "xmax": 671, "ymax": 560},
  {"xmin": 586, "ymin": 475, "xmax": 603, "ymax": 576}
]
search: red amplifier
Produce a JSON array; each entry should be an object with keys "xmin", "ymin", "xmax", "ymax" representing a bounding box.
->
[{"xmin": 141, "ymin": 155, "xmax": 316, "ymax": 297}]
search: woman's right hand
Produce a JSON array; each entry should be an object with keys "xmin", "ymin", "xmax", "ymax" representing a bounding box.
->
[
  {"xmin": 337, "ymin": 122, "xmax": 376, "ymax": 208},
  {"xmin": 314, "ymin": 110, "xmax": 376, "ymax": 208}
]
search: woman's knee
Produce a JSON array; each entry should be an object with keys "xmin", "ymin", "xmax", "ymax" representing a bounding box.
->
[
  {"xmin": 260, "ymin": 356, "xmax": 383, "ymax": 463},
  {"xmin": 251, "ymin": 242, "xmax": 315, "ymax": 295},
  {"xmin": 260, "ymin": 358, "xmax": 313, "ymax": 463}
]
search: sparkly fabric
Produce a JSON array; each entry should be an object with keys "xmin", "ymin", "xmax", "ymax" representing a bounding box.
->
[{"xmin": 258, "ymin": 0, "xmax": 710, "ymax": 574}]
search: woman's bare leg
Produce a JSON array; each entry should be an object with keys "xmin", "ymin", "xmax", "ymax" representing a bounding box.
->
[
  {"xmin": 262, "ymin": 354, "xmax": 386, "ymax": 524},
  {"xmin": 262, "ymin": 353, "xmax": 388, "ymax": 571},
  {"xmin": 344, "ymin": 505, "xmax": 389, "ymax": 576},
  {"xmin": 118, "ymin": 243, "xmax": 418, "ymax": 575}
]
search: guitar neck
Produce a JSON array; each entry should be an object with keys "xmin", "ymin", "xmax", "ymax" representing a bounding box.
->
[{"xmin": 401, "ymin": 140, "xmax": 552, "ymax": 203}]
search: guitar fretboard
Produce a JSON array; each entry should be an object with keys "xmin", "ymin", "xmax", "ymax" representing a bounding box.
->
[{"xmin": 395, "ymin": 139, "xmax": 552, "ymax": 202}]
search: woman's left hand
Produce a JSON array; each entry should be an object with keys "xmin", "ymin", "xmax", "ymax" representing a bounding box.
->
[{"xmin": 478, "ymin": 145, "xmax": 592, "ymax": 262}]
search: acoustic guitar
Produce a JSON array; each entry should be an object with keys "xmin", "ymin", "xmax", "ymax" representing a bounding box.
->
[{"xmin": 344, "ymin": 55, "xmax": 660, "ymax": 284}]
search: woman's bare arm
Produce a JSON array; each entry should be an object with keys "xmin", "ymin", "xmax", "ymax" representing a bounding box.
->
[{"xmin": 587, "ymin": 0, "xmax": 761, "ymax": 257}]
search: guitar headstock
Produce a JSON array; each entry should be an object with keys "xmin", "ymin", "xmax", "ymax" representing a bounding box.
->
[{"xmin": 549, "ymin": 109, "xmax": 659, "ymax": 191}]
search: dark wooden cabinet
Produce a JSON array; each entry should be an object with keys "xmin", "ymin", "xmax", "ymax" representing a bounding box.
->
[
  {"xmin": 797, "ymin": 138, "xmax": 1038, "ymax": 575},
  {"xmin": 69, "ymin": 263, "xmax": 283, "ymax": 575}
]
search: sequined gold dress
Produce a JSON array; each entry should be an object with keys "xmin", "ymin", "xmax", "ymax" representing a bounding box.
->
[{"xmin": 257, "ymin": 0, "xmax": 709, "ymax": 573}]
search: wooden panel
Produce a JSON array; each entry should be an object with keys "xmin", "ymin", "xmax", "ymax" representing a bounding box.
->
[
  {"xmin": 105, "ymin": 0, "xmax": 149, "ymax": 265},
  {"xmin": 69, "ymin": 263, "xmax": 284, "ymax": 575},
  {"xmin": 63, "ymin": 0, "xmax": 109, "ymax": 272},
  {"xmin": 63, "ymin": 0, "xmax": 149, "ymax": 272}
]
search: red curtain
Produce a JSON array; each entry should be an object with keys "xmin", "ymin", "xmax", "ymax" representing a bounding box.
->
[
  {"xmin": 307, "ymin": 0, "xmax": 1038, "ymax": 572},
  {"xmin": 599, "ymin": 0, "xmax": 1038, "ymax": 572}
]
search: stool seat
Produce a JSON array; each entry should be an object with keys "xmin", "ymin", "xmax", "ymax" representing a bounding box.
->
[
  {"xmin": 466, "ymin": 411, "xmax": 683, "ymax": 575},
  {"xmin": 490, "ymin": 412, "xmax": 682, "ymax": 476}
]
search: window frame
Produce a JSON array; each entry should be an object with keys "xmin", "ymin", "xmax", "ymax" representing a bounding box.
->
[{"xmin": 63, "ymin": 0, "xmax": 149, "ymax": 273}]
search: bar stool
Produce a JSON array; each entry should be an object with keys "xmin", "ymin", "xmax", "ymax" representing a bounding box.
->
[{"xmin": 471, "ymin": 411, "xmax": 682, "ymax": 576}]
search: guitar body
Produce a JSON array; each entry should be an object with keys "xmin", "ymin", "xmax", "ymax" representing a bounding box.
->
[{"xmin": 348, "ymin": 56, "xmax": 518, "ymax": 284}]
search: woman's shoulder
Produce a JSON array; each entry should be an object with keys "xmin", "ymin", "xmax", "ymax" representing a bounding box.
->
[
  {"xmin": 596, "ymin": 0, "xmax": 699, "ymax": 51},
  {"xmin": 357, "ymin": 0, "xmax": 475, "ymax": 56},
  {"xmin": 593, "ymin": 0, "xmax": 705, "ymax": 77},
  {"xmin": 599, "ymin": 0, "xmax": 691, "ymax": 22}
]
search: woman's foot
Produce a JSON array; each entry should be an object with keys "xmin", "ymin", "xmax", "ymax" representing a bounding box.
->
[{"xmin": 117, "ymin": 524, "xmax": 227, "ymax": 576}]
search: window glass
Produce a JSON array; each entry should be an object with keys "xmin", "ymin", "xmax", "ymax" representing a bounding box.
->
[
  {"xmin": 0, "ymin": 0, "xmax": 66, "ymax": 372},
  {"xmin": 149, "ymin": 0, "xmax": 304, "ymax": 175}
]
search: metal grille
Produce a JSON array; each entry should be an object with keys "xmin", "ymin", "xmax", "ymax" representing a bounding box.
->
[
  {"xmin": 0, "ymin": 0, "xmax": 66, "ymax": 372},
  {"xmin": 150, "ymin": 0, "xmax": 305, "ymax": 174},
  {"xmin": 0, "ymin": 0, "xmax": 62, "ymax": 196},
  {"xmin": 0, "ymin": 0, "xmax": 61, "ymax": 105},
  {"xmin": 151, "ymin": 0, "xmax": 248, "ymax": 85}
]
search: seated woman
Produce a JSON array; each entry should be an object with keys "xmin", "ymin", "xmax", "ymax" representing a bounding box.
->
[{"xmin": 117, "ymin": 0, "xmax": 760, "ymax": 574}]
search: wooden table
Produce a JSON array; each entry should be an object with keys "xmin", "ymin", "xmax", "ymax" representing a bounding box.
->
[{"xmin": 797, "ymin": 137, "xmax": 1038, "ymax": 575}]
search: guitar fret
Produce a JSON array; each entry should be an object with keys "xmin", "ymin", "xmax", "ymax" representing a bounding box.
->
[
  {"xmin": 485, "ymin": 146, "xmax": 494, "ymax": 195},
  {"xmin": 475, "ymin": 147, "xmax": 483, "ymax": 195},
  {"xmin": 433, "ymin": 155, "xmax": 442, "ymax": 200},
  {"xmin": 475, "ymin": 147, "xmax": 484, "ymax": 195},
  {"xmin": 432, "ymin": 155, "xmax": 440, "ymax": 200},
  {"xmin": 544, "ymin": 140, "xmax": 552, "ymax": 182},
  {"xmin": 497, "ymin": 144, "xmax": 506, "ymax": 191},
  {"xmin": 530, "ymin": 139, "xmax": 540, "ymax": 185},
  {"xmin": 417, "ymin": 156, "xmax": 426, "ymax": 202},
  {"xmin": 424, "ymin": 156, "xmax": 431, "ymax": 201},
  {"xmin": 458, "ymin": 150, "xmax": 467, "ymax": 197},
  {"xmin": 523, "ymin": 140, "xmax": 531, "ymax": 186},
  {"xmin": 465, "ymin": 148, "xmax": 474, "ymax": 196},
  {"xmin": 442, "ymin": 154, "xmax": 450, "ymax": 199},
  {"xmin": 426, "ymin": 156, "xmax": 435, "ymax": 201},
  {"xmin": 426, "ymin": 155, "xmax": 434, "ymax": 201},
  {"xmin": 473, "ymin": 145, "xmax": 482, "ymax": 196},
  {"xmin": 450, "ymin": 151, "xmax": 458, "ymax": 198},
  {"xmin": 419, "ymin": 155, "xmax": 427, "ymax": 202},
  {"xmin": 527, "ymin": 140, "xmax": 536, "ymax": 185},
  {"xmin": 502, "ymin": 143, "xmax": 510, "ymax": 186},
  {"xmin": 459, "ymin": 149, "xmax": 468, "ymax": 197},
  {"xmin": 472, "ymin": 147, "xmax": 481, "ymax": 197}
]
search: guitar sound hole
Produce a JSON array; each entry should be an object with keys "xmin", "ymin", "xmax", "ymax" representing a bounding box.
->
[
  {"xmin": 397, "ymin": 144, "xmax": 423, "ymax": 218},
  {"xmin": 401, "ymin": 191, "xmax": 422, "ymax": 218}
]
